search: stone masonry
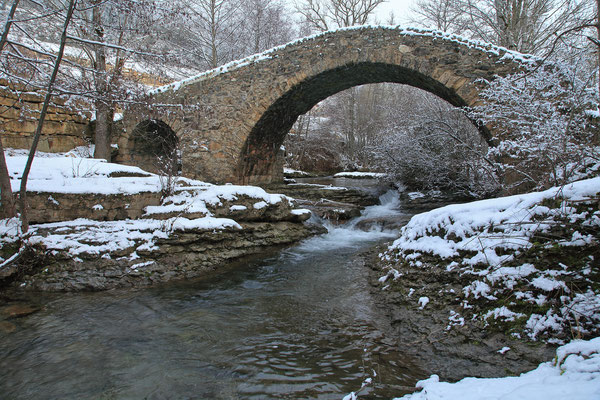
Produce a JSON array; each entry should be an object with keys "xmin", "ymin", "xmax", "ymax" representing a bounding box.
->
[
  {"xmin": 0, "ymin": 79, "xmax": 92, "ymax": 152},
  {"xmin": 119, "ymin": 27, "xmax": 534, "ymax": 185}
]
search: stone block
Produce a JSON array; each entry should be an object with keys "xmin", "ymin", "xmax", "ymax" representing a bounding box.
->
[
  {"xmin": 4, "ymin": 120, "xmax": 37, "ymax": 134},
  {"xmin": 0, "ymin": 97, "xmax": 23, "ymax": 107},
  {"xmin": 0, "ymin": 107, "xmax": 23, "ymax": 120}
]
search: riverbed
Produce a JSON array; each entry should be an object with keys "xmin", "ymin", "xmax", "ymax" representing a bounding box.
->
[{"xmin": 0, "ymin": 187, "xmax": 429, "ymax": 399}]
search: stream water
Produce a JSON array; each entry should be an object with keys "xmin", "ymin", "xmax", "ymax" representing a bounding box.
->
[{"xmin": 0, "ymin": 185, "xmax": 427, "ymax": 399}]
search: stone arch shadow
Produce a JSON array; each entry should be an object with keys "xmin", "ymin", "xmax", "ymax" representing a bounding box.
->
[{"xmin": 124, "ymin": 119, "xmax": 180, "ymax": 175}]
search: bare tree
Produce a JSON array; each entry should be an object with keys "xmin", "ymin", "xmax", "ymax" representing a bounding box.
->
[
  {"xmin": 469, "ymin": 0, "xmax": 589, "ymax": 53},
  {"xmin": 183, "ymin": 0, "xmax": 242, "ymax": 69},
  {"xmin": 0, "ymin": 0, "xmax": 184, "ymax": 225},
  {"xmin": 317, "ymin": 84, "xmax": 387, "ymax": 168},
  {"xmin": 287, "ymin": 80, "xmax": 500, "ymax": 196},
  {"xmin": 542, "ymin": 0, "xmax": 599, "ymax": 95},
  {"xmin": 158, "ymin": 0, "xmax": 295, "ymax": 73},
  {"xmin": 411, "ymin": 0, "xmax": 465, "ymax": 32},
  {"xmin": 467, "ymin": 63, "xmax": 598, "ymax": 192},
  {"xmin": 370, "ymin": 86, "xmax": 498, "ymax": 196},
  {"xmin": 284, "ymin": 108, "xmax": 345, "ymax": 173},
  {"xmin": 0, "ymin": 0, "xmax": 77, "ymax": 230},
  {"xmin": 240, "ymin": 0, "xmax": 295, "ymax": 54},
  {"xmin": 385, "ymin": 10, "xmax": 396, "ymax": 25},
  {"xmin": 19, "ymin": 0, "xmax": 76, "ymax": 231},
  {"xmin": 88, "ymin": 0, "xmax": 111, "ymax": 160},
  {"xmin": 413, "ymin": 0, "xmax": 591, "ymax": 55},
  {"xmin": 65, "ymin": 0, "xmax": 168, "ymax": 161},
  {"xmin": 0, "ymin": 0, "xmax": 19, "ymax": 219},
  {"xmin": 290, "ymin": 0, "xmax": 387, "ymax": 169},
  {"xmin": 595, "ymin": 0, "xmax": 599, "ymax": 94},
  {"xmin": 295, "ymin": 0, "xmax": 385, "ymax": 32}
]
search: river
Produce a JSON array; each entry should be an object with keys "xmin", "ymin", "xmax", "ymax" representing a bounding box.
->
[{"xmin": 0, "ymin": 182, "xmax": 427, "ymax": 399}]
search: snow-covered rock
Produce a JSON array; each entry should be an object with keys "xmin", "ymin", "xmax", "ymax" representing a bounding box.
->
[{"xmin": 0, "ymin": 150, "xmax": 314, "ymax": 290}]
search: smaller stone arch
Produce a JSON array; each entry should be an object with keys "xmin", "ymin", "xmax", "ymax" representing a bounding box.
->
[{"xmin": 127, "ymin": 119, "xmax": 179, "ymax": 175}]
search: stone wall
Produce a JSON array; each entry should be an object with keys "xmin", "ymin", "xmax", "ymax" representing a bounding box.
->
[
  {"xmin": 21, "ymin": 190, "xmax": 312, "ymax": 225},
  {"xmin": 22, "ymin": 191, "xmax": 161, "ymax": 224},
  {"xmin": 0, "ymin": 79, "xmax": 92, "ymax": 152}
]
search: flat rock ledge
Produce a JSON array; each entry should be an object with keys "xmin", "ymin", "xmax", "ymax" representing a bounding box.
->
[
  {"xmin": 266, "ymin": 182, "xmax": 379, "ymax": 222},
  {"xmin": 11, "ymin": 221, "xmax": 313, "ymax": 291},
  {"xmin": 1, "ymin": 190, "xmax": 316, "ymax": 292}
]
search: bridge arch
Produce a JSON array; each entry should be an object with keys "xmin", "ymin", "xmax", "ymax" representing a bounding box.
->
[
  {"xmin": 239, "ymin": 61, "xmax": 492, "ymax": 183},
  {"xmin": 121, "ymin": 26, "xmax": 535, "ymax": 184}
]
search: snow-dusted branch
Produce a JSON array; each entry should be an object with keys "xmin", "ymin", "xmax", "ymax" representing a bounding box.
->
[
  {"xmin": 467, "ymin": 62, "xmax": 598, "ymax": 192},
  {"xmin": 65, "ymin": 34, "xmax": 161, "ymax": 57}
]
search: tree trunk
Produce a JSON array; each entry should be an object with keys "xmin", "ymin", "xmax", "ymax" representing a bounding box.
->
[
  {"xmin": 597, "ymin": 0, "xmax": 600, "ymax": 97},
  {"xmin": 19, "ymin": 0, "xmax": 77, "ymax": 232},
  {"xmin": 347, "ymin": 88, "xmax": 356, "ymax": 160},
  {"xmin": 0, "ymin": 0, "xmax": 20, "ymax": 219},
  {"xmin": 0, "ymin": 131, "xmax": 15, "ymax": 218},
  {"xmin": 94, "ymin": 100, "xmax": 111, "ymax": 161},
  {"xmin": 254, "ymin": 2, "xmax": 262, "ymax": 53},
  {"xmin": 91, "ymin": 1, "xmax": 112, "ymax": 161},
  {"xmin": 210, "ymin": 0, "xmax": 219, "ymax": 68}
]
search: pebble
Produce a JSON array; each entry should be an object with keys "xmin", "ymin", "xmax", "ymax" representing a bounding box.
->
[{"xmin": 0, "ymin": 320, "xmax": 17, "ymax": 333}]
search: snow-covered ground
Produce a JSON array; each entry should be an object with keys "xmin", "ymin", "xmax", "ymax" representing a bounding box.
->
[
  {"xmin": 342, "ymin": 337, "xmax": 600, "ymax": 399},
  {"xmin": 0, "ymin": 149, "xmax": 297, "ymax": 262},
  {"xmin": 288, "ymin": 182, "xmax": 348, "ymax": 191},
  {"xmin": 283, "ymin": 167, "xmax": 311, "ymax": 177},
  {"xmin": 386, "ymin": 177, "xmax": 600, "ymax": 265},
  {"xmin": 369, "ymin": 177, "xmax": 600, "ymax": 399},
  {"xmin": 379, "ymin": 177, "xmax": 600, "ymax": 343},
  {"xmin": 333, "ymin": 171, "xmax": 387, "ymax": 179},
  {"xmin": 394, "ymin": 337, "xmax": 600, "ymax": 400},
  {"xmin": 3, "ymin": 147, "xmax": 288, "ymax": 200},
  {"xmin": 6, "ymin": 153, "xmax": 162, "ymax": 194}
]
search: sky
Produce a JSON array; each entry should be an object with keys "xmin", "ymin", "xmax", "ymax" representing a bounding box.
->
[{"xmin": 374, "ymin": 0, "xmax": 419, "ymax": 25}]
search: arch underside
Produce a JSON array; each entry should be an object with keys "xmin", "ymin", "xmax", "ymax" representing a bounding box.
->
[
  {"xmin": 238, "ymin": 62, "xmax": 491, "ymax": 183},
  {"xmin": 130, "ymin": 119, "xmax": 179, "ymax": 175}
]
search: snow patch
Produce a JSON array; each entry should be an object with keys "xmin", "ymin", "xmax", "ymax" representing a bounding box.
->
[
  {"xmin": 333, "ymin": 171, "xmax": 386, "ymax": 178},
  {"xmin": 394, "ymin": 338, "xmax": 600, "ymax": 400}
]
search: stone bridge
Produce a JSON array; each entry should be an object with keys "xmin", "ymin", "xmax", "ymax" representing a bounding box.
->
[{"xmin": 117, "ymin": 26, "xmax": 534, "ymax": 184}]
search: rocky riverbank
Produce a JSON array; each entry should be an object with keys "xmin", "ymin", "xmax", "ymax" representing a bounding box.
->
[
  {"xmin": 266, "ymin": 180, "xmax": 380, "ymax": 222},
  {"xmin": 0, "ymin": 190, "xmax": 316, "ymax": 291},
  {"xmin": 0, "ymin": 152, "xmax": 323, "ymax": 292},
  {"xmin": 364, "ymin": 245, "xmax": 556, "ymax": 381},
  {"xmin": 364, "ymin": 177, "xmax": 600, "ymax": 381},
  {"xmin": 1, "ymin": 223, "xmax": 317, "ymax": 293}
]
